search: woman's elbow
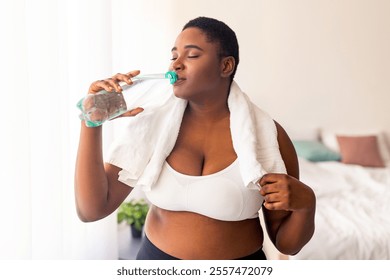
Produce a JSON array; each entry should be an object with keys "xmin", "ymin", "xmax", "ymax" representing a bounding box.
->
[{"xmin": 75, "ymin": 201, "xmax": 108, "ymax": 223}]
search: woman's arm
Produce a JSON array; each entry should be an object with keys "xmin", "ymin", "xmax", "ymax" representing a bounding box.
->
[
  {"xmin": 260, "ymin": 122, "xmax": 316, "ymax": 255},
  {"xmin": 74, "ymin": 122, "xmax": 133, "ymax": 222},
  {"xmin": 74, "ymin": 71, "xmax": 143, "ymax": 222}
]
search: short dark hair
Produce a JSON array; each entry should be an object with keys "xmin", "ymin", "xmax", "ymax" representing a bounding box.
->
[{"xmin": 182, "ymin": 17, "xmax": 239, "ymax": 81}]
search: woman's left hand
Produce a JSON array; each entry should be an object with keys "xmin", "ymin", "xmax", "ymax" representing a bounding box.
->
[{"xmin": 258, "ymin": 173, "xmax": 315, "ymax": 212}]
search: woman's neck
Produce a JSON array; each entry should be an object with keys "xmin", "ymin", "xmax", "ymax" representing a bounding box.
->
[
  {"xmin": 185, "ymin": 82, "xmax": 231, "ymax": 122},
  {"xmin": 186, "ymin": 94, "xmax": 230, "ymax": 123}
]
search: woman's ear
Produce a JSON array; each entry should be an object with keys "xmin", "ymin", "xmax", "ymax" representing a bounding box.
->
[{"xmin": 220, "ymin": 56, "xmax": 235, "ymax": 78}]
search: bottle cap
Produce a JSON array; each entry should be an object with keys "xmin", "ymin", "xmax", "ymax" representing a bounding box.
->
[{"xmin": 165, "ymin": 71, "xmax": 178, "ymax": 84}]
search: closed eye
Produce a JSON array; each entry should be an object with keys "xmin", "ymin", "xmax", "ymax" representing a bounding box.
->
[{"xmin": 170, "ymin": 55, "xmax": 198, "ymax": 61}]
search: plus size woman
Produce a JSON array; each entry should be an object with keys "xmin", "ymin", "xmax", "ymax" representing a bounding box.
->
[{"xmin": 75, "ymin": 16, "xmax": 316, "ymax": 260}]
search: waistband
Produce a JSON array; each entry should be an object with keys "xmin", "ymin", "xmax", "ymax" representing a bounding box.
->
[
  {"xmin": 136, "ymin": 235, "xmax": 178, "ymax": 260},
  {"xmin": 136, "ymin": 235, "xmax": 267, "ymax": 260}
]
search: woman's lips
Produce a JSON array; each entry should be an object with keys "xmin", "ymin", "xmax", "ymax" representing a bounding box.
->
[{"xmin": 173, "ymin": 77, "xmax": 185, "ymax": 85}]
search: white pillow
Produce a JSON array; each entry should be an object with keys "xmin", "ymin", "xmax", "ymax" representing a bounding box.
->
[{"xmin": 320, "ymin": 129, "xmax": 390, "ymax": 167}]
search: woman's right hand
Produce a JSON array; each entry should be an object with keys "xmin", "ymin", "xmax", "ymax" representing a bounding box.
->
[
  {"xmin": 87, "ymin": 70, "xmax": 144, "ymax": 117},
  {"xmin": 88, "ymin": 70, "xmax": 140, "ymax": 93}
]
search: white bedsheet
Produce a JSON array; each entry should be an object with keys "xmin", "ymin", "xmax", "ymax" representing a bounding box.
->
[{"xmin": 290, "ymin": 158, "xmax": 390, "ymax": 259}]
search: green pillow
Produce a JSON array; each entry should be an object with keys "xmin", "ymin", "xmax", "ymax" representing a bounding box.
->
[{"xmin": 293, "ymin": 140, "xmax": 341, "ymax": 162}]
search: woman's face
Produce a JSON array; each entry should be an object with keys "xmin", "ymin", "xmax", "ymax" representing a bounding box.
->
[{"xmin": 169, "ymin": 27, "xmax": 225, "ymax": 101}]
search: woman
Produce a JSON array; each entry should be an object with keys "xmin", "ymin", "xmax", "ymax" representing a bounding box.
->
[{"xmin": 75, "ymin": 17, "xmax": 316, "ymax": 260}]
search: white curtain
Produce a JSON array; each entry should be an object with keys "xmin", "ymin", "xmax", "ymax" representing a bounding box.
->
[
  {"xmin": 1, "ymin": 0, "xmax": 119, "ymax": 260},
  {"xmin": 0, "ymin": 0, "xmax": 180, "ymax": 260}
]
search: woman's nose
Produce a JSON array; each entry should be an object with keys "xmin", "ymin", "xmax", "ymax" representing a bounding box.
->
[{"xmin": 172, "ymin": 57, "xmax": 184, "ymax": 71}]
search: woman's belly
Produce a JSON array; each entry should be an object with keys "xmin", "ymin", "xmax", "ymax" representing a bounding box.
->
[{"xmin": 144, "ymin": 205, "xmax": 264, "ymax": 260}]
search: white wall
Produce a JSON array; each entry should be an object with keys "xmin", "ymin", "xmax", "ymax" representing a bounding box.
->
[
  {"xmin": 252, "ymin": 0, "xmax": 390, "ymax": 136},
  {"xmin": 163, "ymin": 0, "xmax": 390, "ymax": 139}
]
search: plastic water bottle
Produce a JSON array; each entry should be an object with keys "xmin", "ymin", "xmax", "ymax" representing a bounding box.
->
[{"xmin": 77, "ymin": 71, "xmax": 177, "ymax": 127}]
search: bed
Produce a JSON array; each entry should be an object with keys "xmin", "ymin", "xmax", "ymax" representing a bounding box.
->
[{"xmin": 275, "ymin": 129, "xmax": 390, "ymax": 260}]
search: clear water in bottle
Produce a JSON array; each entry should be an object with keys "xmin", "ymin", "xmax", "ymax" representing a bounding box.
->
[{"xmin": 77, "ymin": 71, "xmax": 177, "ymax": 127}]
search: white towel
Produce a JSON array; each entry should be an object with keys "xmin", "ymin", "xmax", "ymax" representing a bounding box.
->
[{"xmin": 107, "ymin": 81, "xmax": 286, "ymax": 191}]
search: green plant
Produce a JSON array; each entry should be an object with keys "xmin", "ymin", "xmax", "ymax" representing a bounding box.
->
[{"xmin": 117, "ymin": 199, "xmax": 149, "ymax": 231}]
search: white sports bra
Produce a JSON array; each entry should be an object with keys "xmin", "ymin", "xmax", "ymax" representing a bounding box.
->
[{"xmin": 145, "ymin": 159, "xmax": 264, "ymax": 221}]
